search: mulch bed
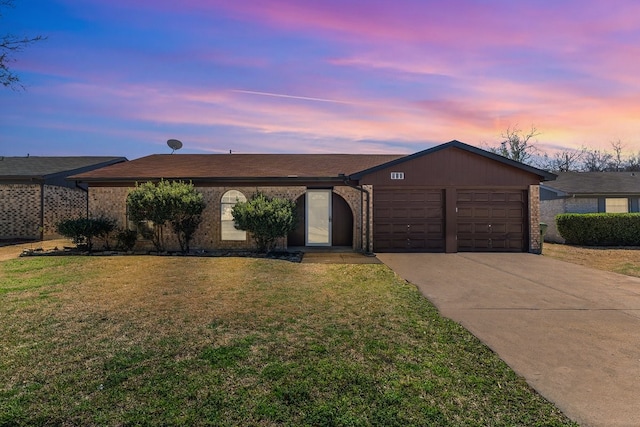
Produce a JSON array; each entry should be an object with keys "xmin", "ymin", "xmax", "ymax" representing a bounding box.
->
[{"xmin": 20, "ymin": 247, "xmax": 304, "ymax": 262}]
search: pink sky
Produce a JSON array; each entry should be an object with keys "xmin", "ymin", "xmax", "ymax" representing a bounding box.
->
[{"xmin": 1, "ymin": 0, "xmax": 639, "ymax": 159}]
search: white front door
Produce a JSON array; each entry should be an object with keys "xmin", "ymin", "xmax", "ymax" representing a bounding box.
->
[{"xmin": 306, "ymin": 190, "xmax": 331, "ymax": 246}]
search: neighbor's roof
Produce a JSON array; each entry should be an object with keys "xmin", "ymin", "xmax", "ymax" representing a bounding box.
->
[
  {"xmin": 542, "ymin": 171, "xmax": 640, "ymax": 196},
  {"xmin": 0, "ymin": 156, "xmax": 127, "ymax": 180},
  {"xmin": 70, "ymin": 154, "xmax": 405, "ymax": 182}
]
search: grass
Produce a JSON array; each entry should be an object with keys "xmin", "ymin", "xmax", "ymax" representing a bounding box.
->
[
  {"xmin": 544, "ymin": 242, "xmax": 640, "ymax": 277},
  {"xmin": 0, "ymin": 255, "xmax": 577, "ymax": 426}
]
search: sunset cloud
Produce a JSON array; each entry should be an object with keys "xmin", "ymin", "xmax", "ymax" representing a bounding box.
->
[{"xmin": 1, "ymin": 0, "xmax": 639, "ymax": 159}]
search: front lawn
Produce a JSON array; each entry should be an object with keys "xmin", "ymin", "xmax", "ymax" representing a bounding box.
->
[
  {"xmin": 544, "ymin": 242, "xmax": 640, "ymax": 277},
  {"xmin": 0, "ymin": 256, "xmax": 576, "ymax": 426}
]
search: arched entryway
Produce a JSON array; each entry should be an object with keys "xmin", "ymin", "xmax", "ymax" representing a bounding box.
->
[{"xmin": 288, "ymin": 191, "xmax": 353, "ymax": 247}]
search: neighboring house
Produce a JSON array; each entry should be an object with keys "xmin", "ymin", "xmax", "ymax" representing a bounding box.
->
[
  {"xmin": 0, "ymin": 156, "xmax": 127, "ymax": 240},
  {"xmin": 541, "ymin": 171, "xmax": 640, "ymax": 243},
  {"xmin": 70, "ymin": 140, "xmax": 554, "ymax": 253}
]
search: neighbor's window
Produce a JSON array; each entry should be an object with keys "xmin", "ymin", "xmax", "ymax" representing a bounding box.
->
[
  {"xmin": 605, "ymin": 198, "xmax": 628, "ymax": 213},
  {"xmin": 390, "ymin": 172, "xmax": 405, "ymax": 180},
  {"xmin": 221, "ymin": 190, "xmax": 247, "ymax": 240}
]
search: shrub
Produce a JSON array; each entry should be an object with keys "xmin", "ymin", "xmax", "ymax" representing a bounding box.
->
[
  {"xmin": 126, "ymin": 180, "xmax": 205, "ymax": 253},
  {"xmin": 56, "ymin": 216, "xmax": 116, "ymax": 251},
  {"xmin": 232, "ymin": 192, "xmax": 297, "ymax": 252},
  {"xmin": 115, "ymin": 228, "xmax": 138, "ymax": 251},
  {"xmin": 556, "ymin": 213, "xmax": 640, "ymax": 246}
]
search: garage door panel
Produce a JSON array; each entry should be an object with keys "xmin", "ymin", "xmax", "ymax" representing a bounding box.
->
[
  {"xmin": 456, "ymin": 190, "xmax": 526, "ymax": 252},
  {"xmin": 409, "ymin": 208, "xmax": 428, "ymax": 218},
  {"xmin": 427, "ymin": 223, "xmax": 443, "ymax": 233},
  {"xmin": 507, "ymin": 207, "xmax": 524, "ymax": 218},
  {"xmin": 374, "ymin": 189, "xmax": 444, "ymax": 252}
]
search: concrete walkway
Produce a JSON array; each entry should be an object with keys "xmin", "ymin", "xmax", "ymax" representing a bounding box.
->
[
  {"xmin": 377, "ymin": 253, "xmax": 640, "ymax": 427},
  {"xmin": 301, "ymin": 252, "xmax": 381, "ymax": 264}
]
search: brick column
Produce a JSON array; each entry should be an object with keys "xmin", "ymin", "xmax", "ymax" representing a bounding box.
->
[{"xmin": 529, "ymin": 184, "xmax": 541, "ymax": 253}]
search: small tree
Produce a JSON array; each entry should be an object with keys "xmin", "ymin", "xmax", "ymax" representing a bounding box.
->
[
  {"xmin": 126, "ymin": 180, "xmax": 205, "ymax": 253},
  {"xmin": 167, "ymin": 183, "xmax": 206, "ymax": 253},
  {"xmin": 232, "ymin": 192, "xmax": 297, "ymax": 252}
]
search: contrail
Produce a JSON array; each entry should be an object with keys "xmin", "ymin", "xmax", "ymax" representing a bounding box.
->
[{"xmin": 231, "ymin": 89, "xmax": 358, "ymax": 105}]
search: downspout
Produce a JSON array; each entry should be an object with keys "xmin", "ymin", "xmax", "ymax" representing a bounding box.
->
[
  {"xmin": 39, "ymin": 182, "xmax": 45, "ymax": 241},
  {"xmin": 75, "ymin": 181, "xmax": 89, "ymax": 218},
  {"xmin": 339, "ymin": 174, "xmax": 371, "ymax": 255}
]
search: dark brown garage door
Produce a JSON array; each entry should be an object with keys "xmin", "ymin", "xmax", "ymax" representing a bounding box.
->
[
  {"xmin": 374, "ymin": 189, "xmax": 444, "ymax": 252},
  {"xmin": 457, "ymin": 190, "xmax": 526, "ymax": 252}
]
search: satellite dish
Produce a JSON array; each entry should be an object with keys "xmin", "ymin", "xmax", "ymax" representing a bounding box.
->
[{"xmin": 167, "ymin": 139, "xmax": 183, "ymax": 154}]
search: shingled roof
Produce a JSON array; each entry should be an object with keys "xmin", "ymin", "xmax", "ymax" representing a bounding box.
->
[
  {"xmin": 70, "ymin": 154, "xmax": 405, "ymax": 182},
  {"xmin": 542, "ymin": 171, "xmax": 640, "ymax": 196},
  {"xmin": 0, "ymin": 156, "xmax": 127, "ymax": 180}
]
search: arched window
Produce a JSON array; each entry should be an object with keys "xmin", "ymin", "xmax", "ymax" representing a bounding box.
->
[{"xmin": 221, "ymin": 190, "xmax": 247, "ymax": 241}]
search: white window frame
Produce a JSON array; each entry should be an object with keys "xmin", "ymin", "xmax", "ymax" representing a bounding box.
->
[
  {"xmin": 390, "ymin": 172, "xmax": 405, "ymax": 180},
  {"xmin": 221, "ymin": 190, "xmax": 247, "ymax": 241}
]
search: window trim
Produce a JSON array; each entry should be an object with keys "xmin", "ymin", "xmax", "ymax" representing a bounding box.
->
[{"xmin": 221, "ymin": 190, "xmax": 247, "ymax": 241}]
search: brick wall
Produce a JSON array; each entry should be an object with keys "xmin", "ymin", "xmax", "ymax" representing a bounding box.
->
[
  {"xmin": 88, "ymin": 185, "xmax": 364, "ymax": 251},
  {"xmin": 528, "ymin": 184, "xmax": 541, "ymax": 253},
  {"xmin": 565, "ymin": 197, "xmax": 598, "ymax": 213},
  {"xmin": 540, "ymin": 199, "xmax": 566, "ymax": 243},
  {"xmin": 333, "ymin": 185, "xmax": 365, "ymax": 250},
  {"xmin": 43, "ymin": 185, "xmax": 87, "ymax": 239},
  {"xmin": 540, "ymin": 197, "xmax": 598, "ymax": 243},
  {"xmin": 0, "ymin": 184, "xmax": 41, "ymax": 239}
]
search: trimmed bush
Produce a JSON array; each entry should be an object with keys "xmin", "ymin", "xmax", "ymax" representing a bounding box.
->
[
  {"xmin": 56, "ymin": 216, "xmax": 116, "ymax": 251},
  {"xmin": 115, "ymin": 228, "xmax": 138, "ymax": 251},
  {"xmin": 126, "ymin": 180, "xmax": 206, "ymax": 253},
  {"xmin": 232, "ymin": 192, "xmax": 297, "ymax": 252},
  {"xmin": 556, "ymin": 213, "xmax": 640, "ymax": 246}
]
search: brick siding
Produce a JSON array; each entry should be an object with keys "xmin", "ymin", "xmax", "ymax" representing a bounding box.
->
[
  {"xmin": 88, "ymin": 185, "xmax": 365, "ymax": 252},
  {"xmin": 0, "ymin": 184, "xmax": 87, "ymax": 240},
  {"xmin": 0, "ymin": 184, "xmax": 41, "ymax": 239},
  {"xmin": 540, "ymin": 197, "xmax": 598, "ymax": 243},
  {"xmin": 43, "ymin": 185, "xmax": 87, "ymax": 239},
  {"xmin": 528, "ymin": 185, "xmax": 541, "ymax": 253}
]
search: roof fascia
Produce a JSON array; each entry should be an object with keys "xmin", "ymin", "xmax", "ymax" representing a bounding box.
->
[
  {"xmin": 71, "ymin": 176, "xmax": 348, "ymax": 185},
  {"xmin": 54, "ymin": 158, "xmax": 127, "ymax": 181},
  {"xmin": 350, "ymin": 140, "xmax": 557, "ymax": 181},
  {"xmin": 540, "ymin": 184, "xmax": 569, "ymax": 197}
]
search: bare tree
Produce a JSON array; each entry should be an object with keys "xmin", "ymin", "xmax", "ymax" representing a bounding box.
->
[
  {"xmin": 1, "ymin": 0, "xmax": 46, "ymax": 90},
  {"xmin": 626, "ymin": 153, "xmax": 640, "ymax": 172},
  {"xmin": 542, "ymin": 147, "xmax": 585, "ymax": 172},
  {"xmin": 609, "ymin": 139, "xmax": 625, "ymax": 171},
  {"xmin": 489, "ymin": 125, "xmax": 541, "ymax": 165},
  {"xmin": 582, "ymin": 149, "xmax": 613, "ymax": 172}
]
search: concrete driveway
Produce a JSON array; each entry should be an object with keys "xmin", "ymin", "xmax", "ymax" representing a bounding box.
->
[{"xmin": 377, "ymin": 252, "xmax": 640, "ymax": 427}]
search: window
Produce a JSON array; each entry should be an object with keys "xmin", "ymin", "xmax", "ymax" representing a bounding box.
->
[
  {"xmin": 390, "ymin": 172, "xmax": 405, "ymax": 180},
  {"xmin": 605, "ymin": 198, "xmax": 628, "ymax": 213},
  {"xmin": 221, "ymin": 190, "xmax": 247, "ymax": 240}
]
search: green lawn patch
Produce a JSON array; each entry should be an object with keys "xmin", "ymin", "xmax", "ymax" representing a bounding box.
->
[{"xmin": 0, "ymin": 256, "xmax": 577, "ymax": 426}]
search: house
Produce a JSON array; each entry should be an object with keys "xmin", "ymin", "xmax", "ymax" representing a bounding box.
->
[
  {"xmin": 541, "ymin": 171, "xmax": 640, "ymax": 243},
  {"xmin": 0, "ymin": 156, "xmax": 127, "ymax": 241},
  {"xmin": 70, "ymin": 141, "xmax": 554, "ymax": 253}
]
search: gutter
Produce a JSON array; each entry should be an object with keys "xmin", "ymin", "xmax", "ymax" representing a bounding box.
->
[{"xmin": 70, "ymin": 176, "xmax": 349, "ymax": 184}]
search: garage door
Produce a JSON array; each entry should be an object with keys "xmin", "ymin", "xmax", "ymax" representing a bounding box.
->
[
  {"xmin": 457, "ymin": 190, "xmax": 526, "ymax": 252},
  {"xmin": 374, "ymin": 189, "xmax": 444, "ymax": 252}
]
